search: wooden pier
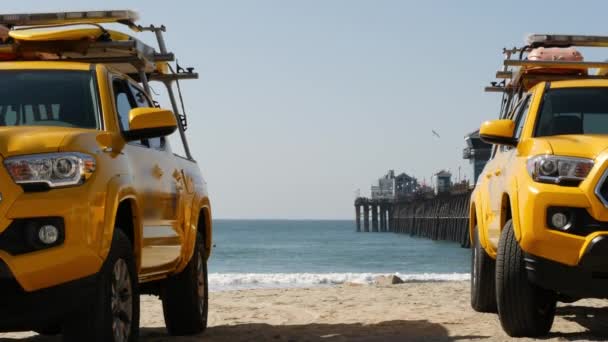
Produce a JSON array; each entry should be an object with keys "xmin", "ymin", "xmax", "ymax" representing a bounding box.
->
[
  {"xmin": 355, "ymin": 192, "xmax": 471, "ymax": 248},
  {"xmin": 354, "ymin": 130, "xmax": 491, "ymax": 248},
  {"xmin": 354, "ymin": 198, "xmax": 394, "ymax": 233}
]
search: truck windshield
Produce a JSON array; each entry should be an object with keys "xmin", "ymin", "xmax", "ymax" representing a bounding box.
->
[
  {"xmin": 0, "ymin": 70, "xmax": 100, "ymax": 129},
  {"xmin": 535, "ymin": 87, "xmax": 608, "ymax": 136}
]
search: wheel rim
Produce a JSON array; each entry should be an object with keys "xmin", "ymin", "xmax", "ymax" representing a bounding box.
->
[
  {"xmin": 196, "ymin": 250, "xmax": 206, "ymax": 315},
  {"xmin": 111, "ymin": 259, "xmax": 132, "ymax": 342}
]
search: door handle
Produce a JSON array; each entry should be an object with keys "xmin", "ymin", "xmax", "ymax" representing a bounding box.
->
[
  {"xmin": 152, "ymin": 165, "xmax": 164, "ymax": 178},
  {"xmin": 485, "ymin": 173, "xmax": 492, "ymax": 179},
  {"xmin": 494, "ymin": 169, "xmax": 502, "ymax": 176}
]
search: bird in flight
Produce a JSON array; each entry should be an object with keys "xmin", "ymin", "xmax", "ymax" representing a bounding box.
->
[{"xmin": 432, "ymin": 130, "xmax": 441, "ymax": 138}]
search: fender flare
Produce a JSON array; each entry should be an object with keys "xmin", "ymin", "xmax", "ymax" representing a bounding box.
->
[
  {"xmin": 100, "ymin": 175, "xmax": 143, "ymax": 269},
  {"xmin": 469, "ymin": 201, "xmax": 477, "ymax": 245},
  {"xmin": 506, "ymin": 179, "xmax": 522, "ymax": 242},
  {"xmin": 470, "ymin": 192, "xmax": 490, "ymax": 250},
  {"xmin": 172, "ymin": 195, "xmax": 212, "ymax": 275},
  {"xmin": 199, "ymin": 199, "xmax": 212, "ymax": 259}
]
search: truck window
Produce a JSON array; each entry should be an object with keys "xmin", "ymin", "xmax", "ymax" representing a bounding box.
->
[
  {"xmin": 584, "ymin": 113, "xmax": 608, "ymax": 133},
  {"xmin": 0, "ymin": 70, "xmax": 100, "ymax": 129},
  {"xmin": 128, "ymin": 83, "xmax": 151, "ymax": 108},
  {"xmin": 494, "ymin": 96, "xmax": 531, "ymax": 153},
  {"xmin": 535, "ymin": 87, "xmax": 608, "ymax": 136},
  {"xmin": 113, "ymin": 79, "xmax": 135, "ymax": 132},
  {"xmin": 513, "ymin": 96, "xmax": 531, "ymax": 140}
]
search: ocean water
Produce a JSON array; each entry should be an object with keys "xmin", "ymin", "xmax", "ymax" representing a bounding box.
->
[{"xmin": 208, "ymin": 220, "xmax": 470, "ymax": 291}]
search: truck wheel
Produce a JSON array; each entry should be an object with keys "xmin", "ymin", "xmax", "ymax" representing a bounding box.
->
[
  {"xmin": 161, "ymin": 232, "xmax": 208, "ymax": 335},
  {"xmin": 470, "ymin": 225, "xmax": 497, "ymax": 313},
  {"xmin": 496, "ymin": 220, "xmax": 556, "ymax": 337},
  {"xmin": 62, "ymin": 229, "xmax": 140, "ymax": 342}
]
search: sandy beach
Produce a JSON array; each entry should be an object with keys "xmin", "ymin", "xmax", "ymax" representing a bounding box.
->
[{"xmin": 2, "ymin": 281, "xmax": 608, "ymax": 341}]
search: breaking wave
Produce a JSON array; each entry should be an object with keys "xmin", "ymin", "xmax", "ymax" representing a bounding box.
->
[{"xmin": 208, "ymin": 272, "xmax": 470, "ymax": 291}]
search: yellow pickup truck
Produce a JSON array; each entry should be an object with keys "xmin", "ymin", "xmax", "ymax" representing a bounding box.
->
[
  {"xmin": 470, "ymin": 34, "xmax": 608, "ymax": 337},
  {"xmin": 0, "ymin": 11, "xmax": 211, "ymax": 342}
]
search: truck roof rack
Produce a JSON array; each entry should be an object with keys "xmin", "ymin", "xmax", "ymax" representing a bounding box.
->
[
  {"xmin": 0, "ymin": 9, "xmax": 197, "ymax": 160},
  {"xmin": 485, "ymin": 33, "xmax": 608, "ymax": 95},
  {"xmin": 0, "ymin": 10, "xmax": 197, "ymax": 79},
  {"xmin": 485, "ymin": 33, "xmax": 608, "ymax": 119}
]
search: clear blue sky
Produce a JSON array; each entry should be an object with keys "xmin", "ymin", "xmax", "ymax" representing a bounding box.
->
[{"xmin": 5, "ymin": 1, "xmax": 608, "ymax": 219}]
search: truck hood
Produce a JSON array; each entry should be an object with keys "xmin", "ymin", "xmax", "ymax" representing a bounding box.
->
[
  {"xmin": 540, "ymin": 135, "xmax": 608, "ymax": 159},
  {"xmin": 0, "ymin": 126, "xmax": 94, "ymax": 158}
]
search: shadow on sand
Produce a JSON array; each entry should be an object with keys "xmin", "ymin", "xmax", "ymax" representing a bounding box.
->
[
  {"xmin": 0, "ymin": 329, "xmax": 203, "ymax": 342},
  {"xmin": 542, "ymin": 305, "xmax": 608, "ymax": 341},
  {"xmin": 0, "ymin": 320, "xmax": 486, "ymax": 342},
  {"xmin": 146, "ymin": 320, "xmax": 489, "ymax": 342},
  {"xmin": 6, "ymin": 308, "xmax": 608, "ymax": 341}
]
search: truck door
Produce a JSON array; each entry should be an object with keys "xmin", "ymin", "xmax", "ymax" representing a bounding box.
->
[
  {"xmin": 487, "ymin": 95, "xmax": 531, "ymax": 249},
  {"xmin": 126, "ymin": 81, "xmax": 184, "ymax": 274},
  {"xmin": 112, "ymin": 77, "xmax": 182, "ymax": 275},
  {"xmin": 476, "ymin": 146, "xmax": 497, "ymax": 247}
]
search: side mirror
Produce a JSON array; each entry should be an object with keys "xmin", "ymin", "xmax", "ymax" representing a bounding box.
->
[
  {"xmin": 123, "ymin": 107, "xmax": 177, "ymax": 141},
  {"xmin": 479, "ymin": 119, "xmax": 517, "ymax": 146}
]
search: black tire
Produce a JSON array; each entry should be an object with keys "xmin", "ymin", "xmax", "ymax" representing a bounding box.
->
[
  {"xmin": 161, "ymin": 232, "xmax": 208, "ymax": 335},
  {"xmin": 62, "ymin": 229, "xmax": 140, "ymax": 342},
  {"xmin": 470, "ymin": 225, "xmax": 497, "ymax": 313},
  {"xmin": 496, "ymin": 220, "xmax": 556, "ymax": 337}
]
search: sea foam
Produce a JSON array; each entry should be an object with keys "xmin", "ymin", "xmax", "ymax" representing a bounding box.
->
[{"xmin": 208, "ymin": 272, "xmax": 470, "ymax": 291}]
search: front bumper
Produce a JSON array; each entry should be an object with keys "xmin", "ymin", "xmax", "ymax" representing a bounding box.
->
[
  {"xmin": 516, "ymin": 158, "xmax": 608, "ymax": 297},
  {"xmin": 0, "ymin": 183, "xmax": 105, "ymax": 292},
  {"xmin": 517, "ymin": 181, "xmax": 590, "ymax": 264},
  {"xmin": 526, "ymin": 235, "xmax": 608, "ymax": 298}
]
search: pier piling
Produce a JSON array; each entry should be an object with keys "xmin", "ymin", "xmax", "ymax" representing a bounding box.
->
[
  {"xmin": 355, "ymin": 204, "xmax": 361, "ymax": 232},
  {"xmin": 363, "ymin": 202, "xmax": 370, "ymax": 232},
  {"xmin": 381, "ymin": 205, "xmax": 388, "ymax": 232},
  {"xmin": 388, "ymin": 207, "xmax": 394, "ymax": 232},
  {"xmin": 371, "ymin": 204, "xmax": 379, "ymax": 232}
]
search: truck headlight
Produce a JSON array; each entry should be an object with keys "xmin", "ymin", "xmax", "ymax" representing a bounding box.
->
[
  {"xmin": 4, "ymin": 152, "xmax": 96, "ymax": 188},
  {"xmin": 527, "ymin": 155, "xmax": 593, "ymax": 185}
]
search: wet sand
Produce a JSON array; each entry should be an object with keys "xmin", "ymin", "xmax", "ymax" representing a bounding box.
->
[{"xmin": 2, "ymin": 281, "xmax": 608, "ymax": 341}]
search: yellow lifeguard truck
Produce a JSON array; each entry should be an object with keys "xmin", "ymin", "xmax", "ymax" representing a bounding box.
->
[
  {"xmin": 471, "ymin": 34, "xmax": 608, "ymax": 337},
  {"xmin": 0, "ymin": 10, "xmax": 210, "ymax": 342}
]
